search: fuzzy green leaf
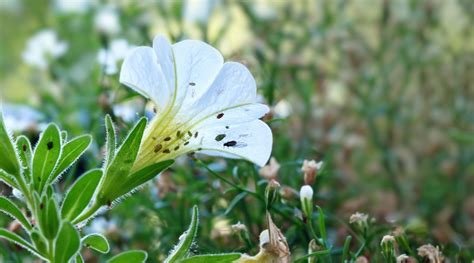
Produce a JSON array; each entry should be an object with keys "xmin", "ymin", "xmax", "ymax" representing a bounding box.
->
[
  {"xmin": 104, "ymin": 115, "xmax": 117, "ymax": 168},
  {"xmin": 165, "ymin": 206, "xmax": 199, "ymax": 263},
  {"xmin": 179, "ymin": 253, "xmax": 242, "ymax": 263},
  {"xmin": 97, "ymin": 118, "xmax": 147, "ymax": 203},
  {"xmin": 32, "ymin": 123, "xmax": 61, "ymax": 193},
  {"xmin": 30, "ymin": 230, "xmax": 48, "ymax": 255},
  {"xmin": 54, "ymin": 222, "xmax": 81, "ymax": 263},
  {"xmin": 15, "ymin": 135, "xmax": 33, "ymax": 182},
  {"xmin": 50, "ymin": 134, "xmax": 92, "ymax": 183},
  {"xmin": 0, "ymin": 196, "xmax": 32, "ymax": 230},
  {"xmin": 107, "ymin": 250, "xmax": 148, "ymax": 263},
  {"xmin": 0, "ymin": 228, "xmax": 45, "ymax": 260},
  {"xmin": 61, "ymin": 169, "xmax": 102, "ymax": 221},
  {"xmin": 0, "ymin": 169, "xmax": 18, "ymax": 189},
  {"xmin": 38, "ymin": 197, "xmax": 60, "ymax": 240},
  {"xmin": 0, "ymin": 113, "xmax": 20, "ymax": 177},
  {"xmin": 82, "ymin": 233, "xmax": 110, "ymax": 253}
]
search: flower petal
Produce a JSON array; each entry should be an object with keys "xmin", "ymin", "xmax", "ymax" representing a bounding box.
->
[
  {"xmin": 120, "ymin": 47, "xmax": 170, "ymax": 111},
  {"xmin": 194, "ymin": 120, "xmax": 272, "ymax": 167},
  {"xmin": 171, "ymin": 40, "xmax": 224, "ymax": 109}
]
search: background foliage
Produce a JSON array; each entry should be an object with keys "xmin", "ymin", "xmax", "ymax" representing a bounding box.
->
[{"xmin": 1, "ymin": 0, "xmax": 473, "ymax": 262}]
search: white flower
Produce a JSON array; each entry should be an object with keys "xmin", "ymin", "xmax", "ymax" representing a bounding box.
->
[
  {"xmin": 300, "ymin": 185, "xmax": 313, "ymax": 201},
  {"xmin": 12, "ymin": 188, "xmax": 24, "ymax": 201},
  {"xmin": 94, "ymin": 6, "xmax": 121, "ymax": 35},
  {"xmin": 273, "ymin": 99, "xmax": 292, "ymax": 118},
  {"xmin": 22, "ymin": 29, "xmax": 68, "ymax": 69},
  {"xmin": 183, "ymin": 0, "xmax": 215, "ymax": 24},
  {"xmin": 396, "ymin": 254, "xmax": 409, "ymax": 263},
  {"xmin": 349, "ymin": 212, "xmax": 369, "ymax": 224},
  {"xmin": 98, "ymin": 39, "xmax": 134, "ymax": 75},
  {"xmin": 2, "ymin": 104, "xmax": 44, "ymax": 132},
  {"xmin": 54, "ymin": 0, "xmax": 91, "ymax": 14},
  {"xmin": 120, "ymin": 35, "xmax": 273, "ymax": 169}
]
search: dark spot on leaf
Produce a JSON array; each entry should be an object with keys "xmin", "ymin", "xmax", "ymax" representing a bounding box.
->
[
  {"xmin": 224, "ymin": 141, "xmax": 237, "ymax": 147},
  {"xmin": 189, "ymin": 82, "xmax": 196, "ymax": 86},
  {"xmin": 154, "ymin": 144, "xmax": 162, "ymax": 153},
  {"xmin": 22, "ymin": 144, "xmax": 27, "ymax": 151},
  {"xmin": 47, "ymin": 141, "xmax": 53, "ymax": 150},
  {"xmin": 164, "ymin": 137, "xmax": 171, "ymax": 141},
  {"xmin": 217, "ymin": 113, "xmax": 224, "ymax": 119},
  {"xmin": 215, "ymin": 134, "xmax": 226, "ymax": 141},
  {"xmin": 39, "ymin": 203, "xmax": 44, "ymax": 210},
  {"xmin": 107, "ymin": 200, "xmax": 112, "ymax": 207},
  {"xmin": 163, "ymin": 149, "xmax": 170, "ymax": 154}
]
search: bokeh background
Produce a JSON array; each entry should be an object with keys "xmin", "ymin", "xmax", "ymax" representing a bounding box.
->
[{"xmin": 1, "ymin": 0, "xmax": 473, "ymax": 262}]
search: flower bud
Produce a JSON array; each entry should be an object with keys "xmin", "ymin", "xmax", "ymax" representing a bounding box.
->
[
  {"xmin": 307, "ymin": 239, "xmax": 321, "ymax": 263},
  {"xmin": 349, "ymin": 212, "xmax": 369, "ymax": 233},
  {"xmin": 380, "ymin": 235, "xmax": 396, "ymax": 262},
  {"xmin": 265, "ymin": 179, "xmax": 280, "ymax": 209},
  {"xmin": 259, "ymin": 157, "xmax": 280, "ymax": 180},
  {"xmin": 300, "ymin": 185, "xmax": 314, "ymax": 219},
  {"xmin": 301, "ymin": 160, "xmax": 323, "ymax": 185}
]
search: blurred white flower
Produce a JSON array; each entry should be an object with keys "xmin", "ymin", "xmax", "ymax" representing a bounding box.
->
[
  {"xmin": 349, "ymin": 212, "xmax": 369, "ymax": 224},
  {"xmin": 273, "ymin": 99, "xmax": 292, "ymax": 118},
  {"xmin": 12, "ymin": 188, "xmax": 24, "ymax": 201},
  {"xmin": 396, "ymin": 254, "xmax": 409, "ymax": 263},
  {"xmin": 94, "ymin": 6, "xmax": 121, "ymax": 35},
  {"xmin": 84, "ymin": 216, "xmax": 117, "ymax": 234},
  {"xmin": 300, "ymin": 185, "xmax": 313, "ymax": 201},
  {"xmin": 2, "ymin": 104, "xmax": 45, "ymax": 132},
  {"xmin": 380, "ymin": 235, "xmax": 395, "ymax": 245},
  {"xmin": 120, "ymin": 35, "xmax": 272, "ymax": 169},
  {"xmin": 112, "ymin": 98, "xmax": 142, "ymax": 123},
  {"xmin": 22, "ymin": 29, "xmax": 68, "ymax": 69},
  {"xmin": 252, "ymin": 0, "xmax": 277, "ymax": 20},
  {"xmin": 54, "ymin": 0, "xmax": 92, "ymax": 14},
  {"xmin": 183, "ymin": 0, "xmax": 215, "ymax": 24},
  {"xmin": 98, "ymin": 39, "xmax": 134, "ymax": 75}
]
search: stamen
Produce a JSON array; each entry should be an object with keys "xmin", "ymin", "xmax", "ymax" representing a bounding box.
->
[
  {"xmin": 187, "ymin": 131, "xmax": 192, "ymax": 137},
  {"xmin": 154, "ymin": 144, "xmax": 162, "ymax": 153},
  {"xmin": 163, "ymin": 149, "xmax": 171, "ymax": 154},
  {"xmin": 224, "ymin": 141, "xmax": 237, "ymax": 147},
  {"xmin": 184, "ymin": 141, "xmax": 190, "ymax": 146},
  {"xmin": 164, "ymin": 137, "xmax": 171, "ymax": 141},
  {"xmin": 194, "ymin": 131, "xmax": 199, "ymax": 138},
  {"xmin": 174, "ymin": 146, "xmax": 180, "ymax": 151}
]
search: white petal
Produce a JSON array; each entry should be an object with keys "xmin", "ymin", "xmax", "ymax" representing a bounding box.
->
[
  {"xmin": 171, "ymin": 39, "xmax": 224, "ymax": 109},
  {"xmin": 195, "ymin": 103, "xmax": 269, "ymax": 128},
  {"xmin": 178, "ymin": 62, "xmax": 260, "ymax": 122},
  {"xmin": 193, "ymin": 120, "xmax": 272, "ymax": 167},
  {"xmin": 153, "ymin": 35, "xmax": 175, "ymax": 93},
  {"xmin": 119, "ymin": 46, "xmax": 170, "ymax": 110}
]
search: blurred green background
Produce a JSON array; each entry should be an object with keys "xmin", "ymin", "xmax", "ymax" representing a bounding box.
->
[{"xmin": 1, "ymin": 0, "xmax": 473, "ymax": 262}]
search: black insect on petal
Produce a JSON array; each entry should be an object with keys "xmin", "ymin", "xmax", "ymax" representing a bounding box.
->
[
  {"xmin": 215, "ymin": 134, "xmax": 226, "ymax": 141},
  {"xmin": 154, "ymin": 144, "xmax": 163, "ymax": 153},
  {"xmin": 224, "ymin": 141, "xmax": 237, "ymax": 147},
  {"xmin": 47, "ymin": 141, "xmax": 53, "ymax": 150},
  {"xmin": 225, "ymin": 126, "xmax": 229, "ymax": 129},
  {"xmin": 189, "ymin": 82, "xmax": 196, "ymax": 86},
  {"xmin": 163, "ymin": 149, "xmax": 171, "ymax": 154},
  {"xmin": 217, "ymin": 113, "xmax": 224, "ymax": 119},
  {"xmin": 164, "ymin": 137, "xmax": 171, "ymax": 141},
  {"xmin": 194, "ymin": 131, "xmax": 199, "ymax": 138}
]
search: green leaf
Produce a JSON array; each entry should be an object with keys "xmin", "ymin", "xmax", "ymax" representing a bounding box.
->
[
  {"xmin": 76, "ymin": 254, "xmax": 84, "ymax": 263},
  {"xmin": 225, "ymin": 192, "xmax": 247, "ymax": 215},
  {"xmin": 104, "ymin": 115, "xmax": 117, "ymax": 168},
  {"xmin": 38, "ymin": 197, "xmax": 60, "ymax": 240},
  {"xmin": 0, "ymin": 113, "xmax": 20, "ymax": 176},
  {"xmin": 179, "ymin": 253, "xmax": 242, "ymax": 263},
  {"xmin": 0, "ymin": 169, "xmax": 18, "ymax": 189},
  {"xmin": 54, "ymin": 222, "xmax": 81, "ymax": 263},
  {"xmin": 82, "ymin": 233, "xmax": 110, "ymax": 253},
  {"xmin": 117, "ymin": 160, "xmax": 174, "ymax": 197},
  {"xmin": 316, "ymin": 206, "xmax": 327, "ymax": 242},
  {"xmin": 30, "ymin": 230, "xmax": 48, "ymax": 255},
  {"xmin": 61, "ymin": 169, "xmax": 102, "ymax": 221},
  {"xmin": 97, "ymin": 118, "xmax": 147, "ymax": 203},
  {"xmin": 165, "ymin": 206, "xmax": 199, "ymax": 263},
  {"xmin": 0, "ymin": 196, "xmax": 32, "ymax": 230},
  {"xmin": 294, "ymin": 250, "xmax": 331, "ymax": 263},
  {"xmin": 32, "ymin": 123, "xmax": 61, "ymax": 193},
  {"xmin": 107, "ymin": 250, "xmax": 148, "ymax": 263},
  {"xmin": 50, "ymin": 134, "xmax": 92, "ymax": 183},
  {"xmin": 342, "ymin": 235, "xmax": 352, "ymax": 262},
  {"xmin": 15, "ymin": 135, "xmax": 33, "ymax": 182},
  {"xmin": 0, "ymin": 228, "xmax": 45, "ymax": 260}
]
